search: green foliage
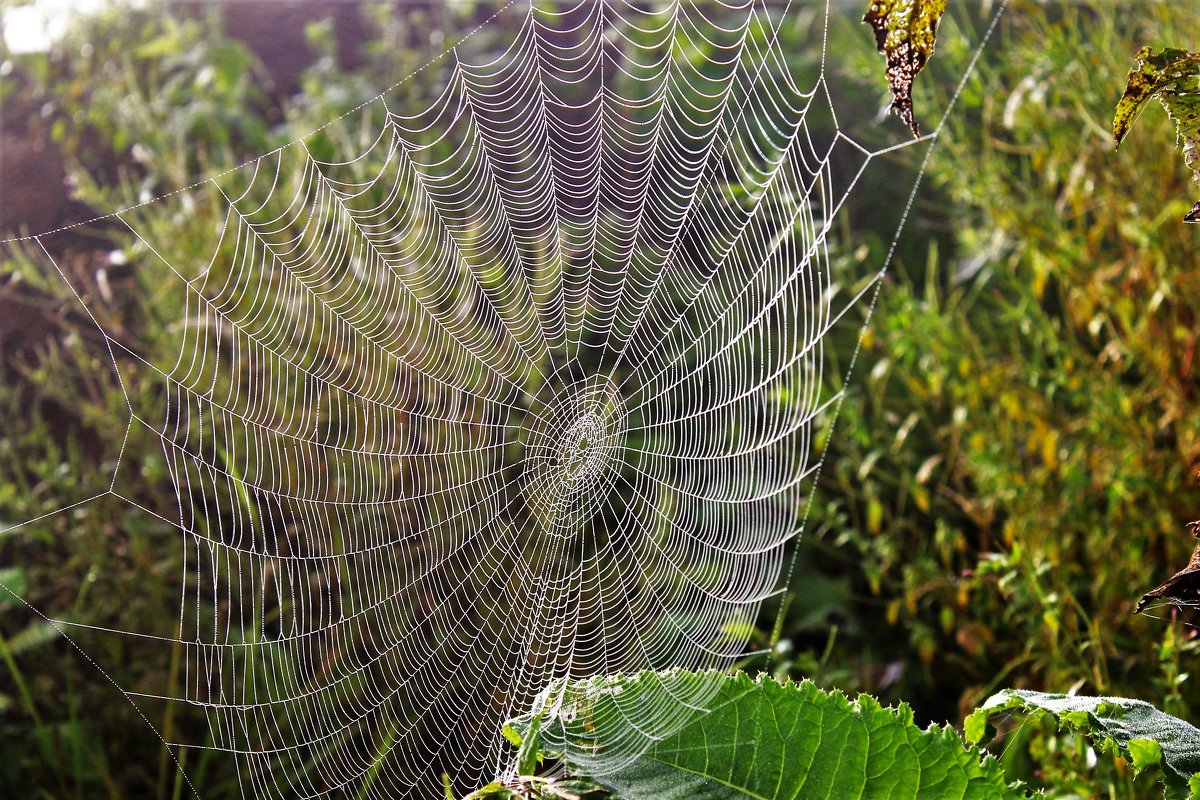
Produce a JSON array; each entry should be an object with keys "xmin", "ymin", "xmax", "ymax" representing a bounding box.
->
[
  {"xmin": 968, "ymin": 689, "xmax": 1200, "ymax": 798},
  {"xmin": 3, "ymin": 2, "xmax": 1200, "ymax": 798},
  {"xmin": 501, "ymin": 670, "xmax": 1013, "ymax": 800},
  {"xmin": 787, "ymin": 6, "xmax": 1200, "ymax": 759},
  {"xmin": 1112, "ymin": 46, "xmax": 1200, "ymax": 222}
]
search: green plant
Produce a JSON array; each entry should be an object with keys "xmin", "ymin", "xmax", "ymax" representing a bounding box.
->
[
  {"xmin": 781, "ymin": 0, "xmax": 1200, "ymax": 734},
  {"xmin": 487, "ymin": 670, "xmax": 1012, "ymax": 800},
  {"xmin": 968, "ymin": 689, "xmax": 1200, "ymax": 799},
  {"xmin": 443, "ymin": 669, "xmax": 1200, "ymax": 799},
  {"xmin": 3, "ymin": 1, "xmax": 1200, "ymax": 798}
]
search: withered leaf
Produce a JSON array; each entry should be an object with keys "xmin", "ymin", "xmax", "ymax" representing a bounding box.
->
[
  {"xmin": 1137, "ymin": 524, "xmax": 1200, "ymax": 613},
  {"xmin": 863, "ymin": 0, "xmax": 947, "ymax": 138},
  {"xmin": 1113, "ymin": 47, "xmax": 1200, "ymax": 223}
]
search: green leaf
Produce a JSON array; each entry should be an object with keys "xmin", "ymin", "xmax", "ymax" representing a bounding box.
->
[
  {"xmin": 1112, "ymin": 46, "xmax": 1200, "ymax": 222},
  {"xmin": 863, "ymin": 0, "xmax": 947, "ymax": 137},
  {"xmin": 8, "ymin": 620, "xmax": 60, "ymax": 655},
  {"xmin": 1128, "ymin": 738, "xmax": 1164, "ymax": 771},
  {"xmin": 506, "ymin": 670, "xmax": 1013, "ymax": 799},
  {"xmin": 962, "ymin": 708, "xmax": 991, "ymax": 747},
  {"xmin": 967, "ymin": 689, "xmax": 1200, "ymax": 798},
  {"xmin": 0, "ymin": 568, "xmax": 27, "ymax": 607},
  {"xmin": 134, "ymin": 31, "xmax": 183, "ymax": 60},
  {"xmin": 515, "ymin": 711, "xmax": 542, "ymax": 776},
  {"xmin": 463, "ymin": 783, "xmax": 518, "ymax": 800}
]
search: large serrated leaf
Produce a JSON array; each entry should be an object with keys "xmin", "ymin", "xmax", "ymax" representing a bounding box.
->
[
  {"xmin": 966, "ymin": 689, "xmax": 1200, "ymax": 799},
  {"xmin": 1112, "ymin": 46, "xmax": 1200, "ymax": 222},
  {"xmin": 863, "ymin": 0, "xmax": 947, "ymax": 137},
  {"xmin": 505, "ymin": 670, "xmax": 1014, "ymax": 800}
]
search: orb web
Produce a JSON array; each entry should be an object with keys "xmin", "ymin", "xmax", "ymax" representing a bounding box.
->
[{"xmin": 1, "ymin": 0, "xmax": 1003, "ymax": 796}]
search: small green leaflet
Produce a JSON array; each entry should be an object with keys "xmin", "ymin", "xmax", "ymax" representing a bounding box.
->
[
  {"xmin": 1113, "ymin": 47, "xmax": 1200, "ymax": 223},
  {"xmin": 967, "ymin": 689, "xmax": 1200, "ymax": 799},
  {"xmin": 503, "ymin": 670, "xmax": 1014, "ymax": 800},
  {"xmin": 863, "ymin": 0, "xmax": 947, "ymax": 137}
]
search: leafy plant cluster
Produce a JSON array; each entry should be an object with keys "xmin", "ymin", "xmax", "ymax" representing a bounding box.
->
[{"xmin": 782, "ymin": 0, "xmax": 1200, "ymax": 783}]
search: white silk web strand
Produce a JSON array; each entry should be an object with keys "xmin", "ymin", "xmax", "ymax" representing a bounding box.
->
[{"xmin": 4, "ymin": 0, "xmax": 1000, "ymax": 796}]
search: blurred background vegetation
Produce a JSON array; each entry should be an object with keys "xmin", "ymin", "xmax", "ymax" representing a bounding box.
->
[{"xmin": 1, "ymin": 0, "xmax": 1198, "ymax": 797}]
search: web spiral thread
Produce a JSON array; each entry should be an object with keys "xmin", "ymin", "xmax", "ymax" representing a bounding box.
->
[{"xmin": 2, "ymin": 0, "xmax": 999, "ymax": 796}]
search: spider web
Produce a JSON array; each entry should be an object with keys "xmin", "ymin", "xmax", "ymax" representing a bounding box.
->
[{"xmin": 2, "ymin": 0, "xmax": 1003, "ymax": 796}]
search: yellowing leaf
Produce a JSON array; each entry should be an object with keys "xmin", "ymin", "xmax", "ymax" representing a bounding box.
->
[
  {"xmin": 863, "ymin": 0, "xmax": 947, "ymax": 137},
  {"xmin": 867, "ymin": 497, "xmax": 884, "ymax": 534},
  {"xmin": 913, "ymin": 483, "xmax": 930, "ymax": 513},
  {"xmin": 1113, "ymin": 47, "xmax": 1200, "ymax": 222}
]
